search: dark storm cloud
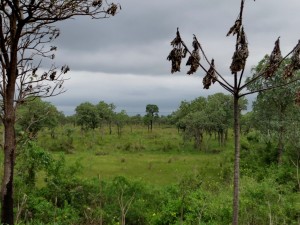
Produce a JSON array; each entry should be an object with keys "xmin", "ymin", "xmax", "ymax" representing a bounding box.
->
[{"xmin": 46, "ymin": 0, "xmax": 300, "ymax": 115}]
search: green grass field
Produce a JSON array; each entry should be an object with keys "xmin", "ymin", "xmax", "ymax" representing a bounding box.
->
[{"xmin": 38, "ymin": 125, "xmax": 233, "ymax": 186}]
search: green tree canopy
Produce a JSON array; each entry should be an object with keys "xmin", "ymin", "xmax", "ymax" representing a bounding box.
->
[
  {"xmin": 247, "ymin": 56, "xmax": 300, "ymax": 163},
  {"xmin": 96, "ymin": 101, "xmax": 116, "ymax": 134},
  {"xmin": 16, "ymin": 97, "xmax": 61, "ymax": 139},
  {"xmin": 145, "ymin": 104, "xmax": 159, "ymax": 131},
  {"xmin": 75, "ymin": 102, "xmax": 99, "ymax": 130}
]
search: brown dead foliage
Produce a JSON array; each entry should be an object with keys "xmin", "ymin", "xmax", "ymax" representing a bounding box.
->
[{"xmin": 203, "ymin": 59, "xmax": 217, "ymax": 89}]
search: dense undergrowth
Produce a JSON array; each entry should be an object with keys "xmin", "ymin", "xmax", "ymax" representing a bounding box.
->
[{"xmin": 1, "ymin": 125, "xmax": 299, "ymax": 224}]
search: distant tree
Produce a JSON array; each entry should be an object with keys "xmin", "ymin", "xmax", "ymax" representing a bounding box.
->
[
  {"xmin": 157, "ymin": 115, "xmax": 171, "ymax": 126},
  {"xmin": 96, "ymin": 101, "xmax": 116, "ymax": 134},
  {"xmin": 145, "ymin": 104, "xmax": 159, "ymax": 131},
  {"xmin": 16, "ymin": 97, "xmax": 60, "ymax": 139},
  {"xmin": 0, "ymin": 1, "xmax": 120, "ymax": 223},
  {"xmin": 115, "ymin": 110, "xmax": 128, "ymax": 137},
  {"xmin": 167, "ymin": 1, "xmax": 300, "ymax": 223},
  {"xmin": 173, "ymin": 94, "xmax": 238, "ymax": 149},
  {"xmin": 130, "ymin": 114, "xmax": 142, "ymax": 126},
  {"xmin": 75, "ymin": 102, "xmax": 99, "ymax": 130},
  {"xmin": 240, "ymin": 112, "xmax": 254, "ymax": 135},
  {"xmin": 128, "ymin": 114, "xmax": 142, "ymax": 132},
  {"xmin": 143, "ymin": 114, "xmax": 151, "ymax": 132}
]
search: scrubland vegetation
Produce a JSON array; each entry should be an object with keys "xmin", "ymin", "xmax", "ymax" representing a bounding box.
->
[{"xmin": 0, "ymin": 89, "xmax": 299, "ymax": 225}]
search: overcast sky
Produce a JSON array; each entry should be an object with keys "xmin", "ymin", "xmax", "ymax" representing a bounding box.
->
[{"xmin": 46, "ymin": 0, "xmax": 300, "ymax": 116}]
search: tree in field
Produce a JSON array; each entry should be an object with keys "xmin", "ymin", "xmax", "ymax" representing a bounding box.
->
[
  {"xmin": 16, "ymin": 97, "xmax": 61, "ymax": 139},
  {"xmin": 173, "ymin": 97, "xmax": 207, "ymax": 148},
  {"xmin": 145, "ymin": 104, "xmax": 159, "ymax": 132},
  {"xmin": 96, "ymin": 101, "xmax": 116, "ymax": 135},
  {"xmin": 75, "ymin": 102, "xmax": 99, "ymax": 130},
  {"xmin": 115, "ymin": 110, "xmax": 128, "ymax": 137},
  {"xmin": 205, "ymin": 93, "xmax": 236, "ymax": 146},
  {"xmin": 173, "ymin": 94, "xmax": 242, "ymax": 149},
  {"xmin": 0, "ymin": 2, "xmax": 120, "ymax": 223},
  {"xmin": 247, "ymin": 57, "xmax": 300, "ymax": 164},
  {"xmin": 167, "ymin": 1, "xmax": 300, "ymax": 224}
]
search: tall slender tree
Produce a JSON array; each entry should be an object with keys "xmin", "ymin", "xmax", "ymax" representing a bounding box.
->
[
  {"xmin": 145, "ymin": 104, "xmax": 159, "ymax": 132},
  {"xmin": 0, "ymin": 1, "xmax": 120, "ymax": 224},
  {"xmin": 167, "ymin": 1, "xmax": 300, "ymax": 224}
]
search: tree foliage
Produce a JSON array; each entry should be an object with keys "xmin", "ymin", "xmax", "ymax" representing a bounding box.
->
[
  {"xmin": 172, "ymin": 93, "xmax": 246, "ymax": 150},
  {"xmin": 16, "ymin": 98, "xmax": 61, "ymax": 139},
  {"xmin": 145, "ymin": 104, "xmax": 159, "ymax": 131},
  {"xmin": 75, "ymin": 102, "xmax": 99, "ymax": 130},
  {"xmin": 96, "ymin": 101, "xmax": 116, "ymax": 134},
  {"xmin": 247, "ymin": 57, "xmax": 300, "ymax": 163}
]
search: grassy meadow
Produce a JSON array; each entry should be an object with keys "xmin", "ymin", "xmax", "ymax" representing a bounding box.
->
[{"xmin": 37, "ymin": 125, "xmax": 233, "ymax": 186}]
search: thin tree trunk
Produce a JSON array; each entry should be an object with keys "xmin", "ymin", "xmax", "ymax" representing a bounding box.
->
[
  {"xmin": 2, "ymin": 75, "xmax": 17, "ymax": 224},
  {"xmin": 1, "ymin": 14, "xmax": 19, "ymax": 222},
  {"xmin": 277, "ymin": 116, "xmax": 285, "ymax": 164},
  {"xmin": 1, "ymin": 120, "xmax": 16, "ymax": 225},
  {"xmin": 232, "ymin": 94, "xmax": 240, "ymax": 225}
]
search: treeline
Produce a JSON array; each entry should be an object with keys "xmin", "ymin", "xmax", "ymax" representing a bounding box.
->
[{"xmin": 16, "ymin": 86, "xmax": 300, "ymax": 164}]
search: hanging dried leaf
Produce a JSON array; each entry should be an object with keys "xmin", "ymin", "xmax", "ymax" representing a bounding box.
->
[
  {"xmin": 265, "ymin": 37, "xmax": 282, "ymax": 78},
  {"xmin": 50, "ymin": 71, "xmax": 56, "ymax": 81},
  {"xmin": 167, "ymin": 48, "xmax": 183, "ymax": 73},
  {"xmin": 226, "ymin": 19, "xmax": 241, "ymax": 36},
  {"xmin": 186, "ymin": 49, "xmax": 200, "ymax": 75},
  {"xmin": 291, "ymin": 41, "xmax": 300, "ymax": 69},
  {"xmin": 230, "ymin": 27, "xmax": 248, "ymax": 74},
  {"xmin": 230, "ymin": 45, "xmax": 248, "ymax": 73},
  {"xmin": 107, "ymin": 3, "xmax": 118, "ymax": 16},
  {"xmin": 171, "ymin": 29, "xmax": 182, "ymax": 47},
  {"xmin": 203, "ymin": 59, "xmax": 217, "ymax": 89},
  {"xmin": 238, "ymin": 27, "xmax": 247, "ymax": 45},
  {"xmin": 167, "ymin": 29, "xmax": 185, "ymax": 73},
  {"xmin": 186, "ymin": 36, "xmax": 201, "ymax": 75},
  {"xmin": 61, "ymin": 65, "xmax": 70, "ymax": 74},
  {"xmin": 270, "ymin": 37, "xmax": 282, "ymax": 63},
  {"xmin": 284, "ymin": 40, "xmax": 300, "ymax": 79},
  {"xmin": 92, "ymin": 0, "xmax": 102, "ymax": 7},
  {"xmin": 192, "ymin": 38, "xmax": 199, "ymax": 50}
]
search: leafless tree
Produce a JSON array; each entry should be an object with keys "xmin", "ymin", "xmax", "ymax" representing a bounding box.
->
[
  {"xmin": 167, "ymin": 0, "xmax": 300, "ymax": 224},
  {"xmin": 0, "ymin": 1, "xmax": 120, "ymax": 224}
]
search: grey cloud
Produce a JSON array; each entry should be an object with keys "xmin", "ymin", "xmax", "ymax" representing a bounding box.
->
[{"xmin": 46, "ymin": 0, "xmax": 300, "ymax": 115}]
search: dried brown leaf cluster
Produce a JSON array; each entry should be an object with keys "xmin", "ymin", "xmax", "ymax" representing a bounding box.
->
[
  {"xmin": 167, "ymin": 29, "xmax": 187, "ymax": 73},
  {"xmin": 50, "ymin": 71, "xmax": 57, "ymax": 81},
  {"xmin": 203, "ymin": 59, "xmax": 217, "ymax": 89},
  {"xmin": 186, "ymin": 38, "xmax": 200, "ymax": 75},
  {"xmin": 284, "ymin": 40, "xmax": 300, "ymax": 79},
  {"xmin": 106, "ymin": 3, "xmax": 118, "ymax": 16},
  {"xmin": 61, "ymin": 65, "xmax": 70, "ymax": 74},
  {"xmin": 265, "ymin": 37, "xmax": 282, "ymax": 78},
  {"xmin": 230, "ymin": 27, "xmax": 249, "ymax": 74},
  {"xmin": 92, "ymin": 0, "xmax": 102, "ymax": 7},
  {"xmin": 227, "ymin": 19, "xmax": 241, "ymax": 37}
]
